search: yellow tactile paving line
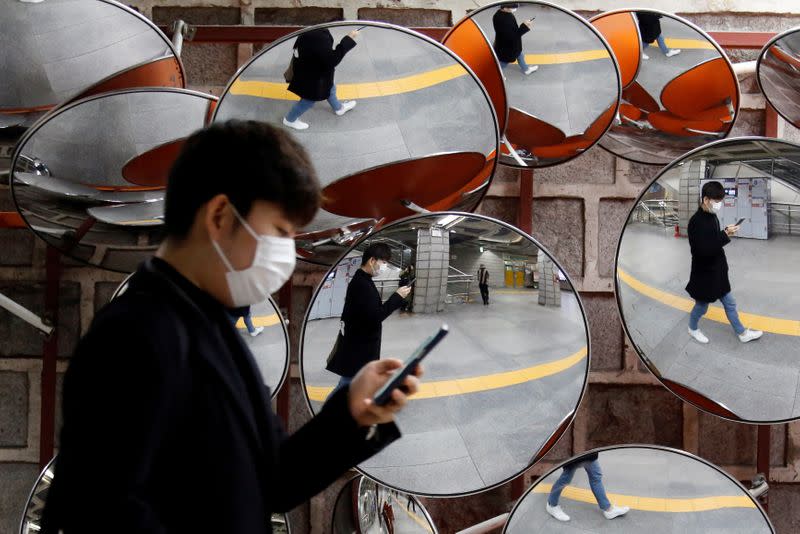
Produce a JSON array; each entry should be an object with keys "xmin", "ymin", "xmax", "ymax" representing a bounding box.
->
[
  {"xmin": 390, "ymin": 495, "xmax": 434, "ymax": 533},
  {"xmin": 305, "ymin": 346, "xmax": 587, "ymax": 401},
  {"xmin": 533, "ymin": 482, "xmax": 756, "ymax": 512},
  {"xmin": 617, "ymin": 268, "xmax": 800, "ymax": 336},
  {"xmin": 235, "ymin": 313, "xmax": 281, "ymax": 330}
]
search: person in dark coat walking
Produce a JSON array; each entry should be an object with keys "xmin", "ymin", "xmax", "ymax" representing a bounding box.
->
[
  {"xmin": 635, "ymin": 11, "xmax": 681, "ymax": 59},
  {"xmin": 546, "ymin": 452, "xmax": 630, "ymax": 522},
  {"xmin": 398, "ymin": 264, "xmax": 415, "ymax": 312},
  {"xmin": 492, "ymin": 4, "xmax": 538, "ymax": 77},
  {"xmin": 326, "ymin": 243, "xmax": 412, "ymax": 396},
  {"xmin": 478, "ymin": 264, "xmax": 490, "ymax": 306},
  {"xmin": 283, "ymin": 28, "xmax": 359, "ymax": 130},
  {"xmin": 685, "ymin": 180, "xmax": 762, "ymax": 344},
  {"xmin": 40, "ymin": 121, "xmax": 421, "ymax": 534}
]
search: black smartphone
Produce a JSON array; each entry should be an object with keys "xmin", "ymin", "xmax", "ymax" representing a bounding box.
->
[
  {"xmin": 407, "ymin": 276, "xmax": 416, "ymax": 286},
  {"xmin": 355, "ymin": 25, "xmax": 368, "ymax": 31},
  {"xmin": 372, "ymin": 324, "xmax": 449, "ymax": 406},
  {"xmin": 734, "ymin": 217, "xmax": 746, "ymax": 226}
]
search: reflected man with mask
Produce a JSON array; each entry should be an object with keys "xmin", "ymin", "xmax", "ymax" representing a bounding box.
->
[
  {"xmin": 493, "ymin": 3, "xmax": 538, "ymax": 78},
  {"xmin": 326, "ymin": 244, "xmax": 412, "ymax": 397},
  {"xmin": 686, "ymin": 181, "xmax": 763, "ymax": 344},
  {"xmin": 41, "ymin": 121, "xmax": 421, "ymax": 534}
]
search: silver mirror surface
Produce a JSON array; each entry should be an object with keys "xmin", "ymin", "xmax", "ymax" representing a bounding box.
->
[
  {"xmin": 449, "ymin": 1, "xmax": 620, "ymax": 168},
  {"xmin": 616, "ymin": 137, "xmax": 800, "ymax": 423},
  {"xmin": 0, "ymin": 0, "xmax": 183, "ymax": 133},
  {"xmin": 300, "ymin": 213, "xmax": 590, "ymax": 496},
  {"xmin": 332, "ymin": 475, "xmax": 437, "ymax": 534},
  {"xmin": 10, "ymin": 88, "xmax": 216, "ymax": 273},
  {"xmin": 213, "ymin": 22, "xmax": 499, "ymax": 265},
  {"xmin": 504, "ymin": 446, "xmax": 774, "ymax": 534},
  {"xmin": 19, "ymin": 457, "xmax": 291, "ymax": 533},
  {"xmin": 757, "ymin": 26, "xmax": 800, "ymax": 128},
  {"xmin": 591, "ymin": 10, "xmax": 739, "ymax": 165}
]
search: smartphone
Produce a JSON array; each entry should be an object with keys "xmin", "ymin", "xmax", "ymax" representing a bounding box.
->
[
  {"xmin": 527, "ymin": 17, "xmax": 536, "ymax": 22},
  {"xmin": 372, "ymin": 324, "xmax": 449, "ymax": 406},
  {"xmin": 406, "ymin": 276, "xmax": 416, "ymax": 286},
  {"xmin": 355, "ymin": 25, "xmax": 368, "ymax": 31},
  {"xmin": 734, "ymin": 217, "xmax": 746, "ymax": 226}
]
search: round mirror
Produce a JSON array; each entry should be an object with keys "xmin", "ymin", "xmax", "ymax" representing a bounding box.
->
[
  {"xmin": 616, "ymin": 137, "xmax": 800, "ymax": 423},
  {"xmin": 0, "ymin": 0, "xmax": 183, "ymax": 133},
  {"xmin": 213, "ymin": 22, "xmax": 500, "ymax": 265},
  {"xmin": 444, "ymin": 1, "xmax": 620, "ymax": 168},
  {"xmin": 10, "ymin": 88, "xmax": 216, "ymax": 273},
  {"xmin": 591, "ymin": 10, "xmax": 739, "ymax": 165},
  {"xmin": 19, "ymin": 457, "xmax": 291, "ymax": 533},
  {"xmin": 300, "ymin": 212, "xmax": 590, "ymax": 496},
  {"xmin": 504, "ymin": 445, "xmax": 773, "ymax": 533},
  {"xmin": 757, "ymin": 26, "xmax": 800, "ymax": 128},
  {"xmin": 332, "ymin": 475, "xmax": 437, "ymax": 533}
]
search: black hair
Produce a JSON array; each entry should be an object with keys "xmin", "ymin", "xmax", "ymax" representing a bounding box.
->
[
  {"xmin": 504, "ymin": 3, "xmax": 520, "ymax": 8},
  {"xmin": 163, "ymin": 120, "xmax": 321, "ymax": 239},
  {"xmin": 362, "ymin": 243, "xmax": 392, "ymax": 265},
  {"xmin": 701, "ymin": 181, "xmax": 725, "ymax": 202}
]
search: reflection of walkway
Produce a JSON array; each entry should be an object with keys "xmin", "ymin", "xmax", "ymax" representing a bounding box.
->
[
  {"xmin": 618, "ymin": 223, "xmax": 800, "ymax": 420},
  {"xmin": 237, "ymin": 307, "xmax": 287, "ymax": 393},
  {"xmin": 388, "ymin": 495, "xmax": 434, "ymax": 534}
]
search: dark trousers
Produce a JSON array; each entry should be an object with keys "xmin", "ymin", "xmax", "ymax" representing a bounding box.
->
[{"xmin": 479, "ymin": 283, "xmax": 489, "ymax": 305}]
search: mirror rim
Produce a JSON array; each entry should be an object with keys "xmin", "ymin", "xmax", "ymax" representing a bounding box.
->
[{"xmin": 756, "ymin": 25, "xmax": 800, "ymax": 128}]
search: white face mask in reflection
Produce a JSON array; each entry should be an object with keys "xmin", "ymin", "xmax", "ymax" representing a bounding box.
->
[
  {"xmin": 711, "ymin": 200, "xmax": 723, "ymax": 212},
  {"xmin": 510, "ymin": 8, "xmax": 518, "ymax": 12},
  {"xmin": 212, "ymin": 207, "xmax": 296, "ymax": 307}
]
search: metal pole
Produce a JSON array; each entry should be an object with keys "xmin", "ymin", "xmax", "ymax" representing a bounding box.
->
[
  {"xmin": 39, "ymin": 245, "xmax": 61, "ymax": 469},
  {"xmin": 276, "ymin": 281, "xmax": 292, "ymax": 427},
  {"xmin": 502, "ymin": 136, "xmax": 527, "ymax": 167},
  {"xmin": 0, "ymin": 293, "xmax": 53, "ymax": 335},
  {"xmin": 756, "ymin": 425, "xmax": 770, "ymax": 510},
  {"xmin": 454, "ymin": 513, "xmax": 509, "ymax": 534},
  {"xmin": 171, "ymin": 20, "xmax": 187, "ymax": 57}
]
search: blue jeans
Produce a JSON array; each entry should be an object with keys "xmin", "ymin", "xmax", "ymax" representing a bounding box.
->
[
  {"xmin": 548, "ymin": 460, "xmax": 611, "ymax": 511},
  {"xmin": 689, "ymin": 292, "xmax": 745, "ymax": 335},
  {"xmin": 326, "ymin": 375, "xmax": 352, "ymax": 402},
  {"xmin": 644, "ymin": 34, "xmax": 669, "ymax": 54},
  {"xmin": 243, "ymin": 312, "xmax": 256, "ymax": 334},
  {"xmin": 500, "ymin": 52, "xmax": 531, "ymax": 72},
  {"xmin": 286, "ymin": 84, "xmax": 342, "ymax": 121}
]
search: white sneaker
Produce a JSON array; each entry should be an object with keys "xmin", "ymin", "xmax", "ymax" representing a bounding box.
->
[
  {"xmin": 546, "ymin": 504, "xmax": 570, "ymax": 522},
  {"xmin": 524, "ymin": 65, "xmax": 539, "ymax": 75},
  {"xmin": 688, "ymin": 327, "xmax": 709, "ymax": 344},
  {"xmin": 603, "ymin": 505, "xmax": 629, "ymax": 520},
  {"xmin": 283, "ymin": 117, "xmax": 308, "ymax": 130},
  {"xmin": 642, "ymin": 53, "xmax": 650, "ymax": 60},
  {"xmin": 335, "ymin": 100, "xmax": 356, "ymax": 116},
  {"xmin": 249, "ymin": 326, "xmax": 264, "ymax": 337},
  {"xmin": 666, "ymin": 49, "xmax": 682, "ymax": 57},
  {"xmin": 739, "ymin": 329, "xmax": 763, "ymax": 343}
]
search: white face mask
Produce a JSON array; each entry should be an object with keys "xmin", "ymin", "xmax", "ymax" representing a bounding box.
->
[
  {"xmin": 711, "ymin": 200, "xmax": 723, "ymax": 213},
  {"xmin": 510, "ymin": 8, "xmax": 518, "ymax": 12},
  {"xmin": 212, "ymin": 207, "xmax": 296, "ymax": 307},
  {"xmin": 372, "ymin": 261, "xmax": 387, "ymax": 277}
]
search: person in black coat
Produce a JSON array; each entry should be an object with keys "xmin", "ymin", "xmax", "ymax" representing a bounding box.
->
[
  {"xmin": 398, "ymin": 264, "xmax": 415, "ymax": 312},
  {"xmin": 326, "ymin": 243, "xmax": 412, "ymax": 395},
  {"xmin": 492, "ymin": 4, "xmax": 538, "ymax": 77},
  {"xmin": 635, "ymin": 11, "xmax": 681, "ymax": 59},
  {"xmin": 283, "ymin": 28, "xmax": 359, "ymax": 130},
  {"xmin": 40, "ymin": 121, "xmax": 422, "ymax": 534},
  {"xmin": 478, "ymin": 264, "xmax": 490, "ymax": 306},
  {"xmin": 545, "ymin": 452, "xmax": 629, "ymax": 522},
  {"xmin": 685, "ymin": 180, "xmax": 762, "ymax": 344}
]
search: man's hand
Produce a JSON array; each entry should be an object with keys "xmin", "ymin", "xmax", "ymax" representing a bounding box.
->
[
  {"xmin": 348, "ymin": 359, "xmax": 423, "ymax": 426},
  {"xmin": 396, "ymin": 286, "xmax": 412, "ymax": 298},
  {"xmin": 348, "ymin": 29, "xmax": 360, "ymax": 40},
  {"xmin": 725, "ymin": 224, "xmax": 740, "ymax": 236}
]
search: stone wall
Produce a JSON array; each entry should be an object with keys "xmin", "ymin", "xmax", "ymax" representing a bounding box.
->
[{"xmin": 1, "ymin": 2, "xmax": 800, "ymax": 533}]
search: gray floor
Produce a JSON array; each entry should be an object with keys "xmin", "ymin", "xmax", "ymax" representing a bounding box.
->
[
  {"xmin": 507, "ymin": 448, "xmax": 771, "ymax": 534},
  {"xmin": 303, "ymin": 290, "xmax": 588, "ymax": 495},
  {"xmin": 618, "ymin": 223, "xmax": 800, "ymax": 421},
  {"xmin": 237, "ymin": 299, "xmax": 289, "ymax": 395}
]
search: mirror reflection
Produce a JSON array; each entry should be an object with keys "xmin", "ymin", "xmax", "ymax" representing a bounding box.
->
[
  {"xmin": 616, "ymin": 137, "xmax": 800, "ymax": 423},
  {"xmin": 444, "ymin": 1, "xmax": 620, "ymax": 168},
  {"xmin": 505, "ymin": 446, "xmax": 773, "ymax": 533},
  {"xmin": 757, "ymin": 26, "xmax": 800, "ymax": 128},
  {"xmin": 301, "ymin": 213, "xmax": 589, "ymax": 496},
  {"xmin": 332, "ymin": 475, "xmax": 436, "ymax": 533},
  {"xmin": 214, "ymin": 22, "xmax": 499, "ymax": 265},
  {"xmin": 10, "ymin": 89, "xmax": 216, "ymax": 273},
  {"xmin": 591, "ymin": 10, "xmax": 739, "ymax": 165},
  {"xmin": 0, "ymin": 0, "xmax": 183, "ymax": 134}
]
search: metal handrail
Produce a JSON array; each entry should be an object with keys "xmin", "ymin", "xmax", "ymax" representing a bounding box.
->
[{"xmin": 769, "ymin": 202, "xmax": 800, "ymax": 235}]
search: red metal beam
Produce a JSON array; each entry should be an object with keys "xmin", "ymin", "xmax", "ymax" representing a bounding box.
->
[
  {"xmin": 756, "ymin": 426, "xmax": 770, "ymax": 510},
  {"xmin": 765, "ymin": 104, "xmax": 780, "ymax": 138},
  {"xmin": 0, "ymin": 212, "xmax": 25, "ymax": 229},
  {"xmin": 39, "ymin": 245, "xmax": 60, "ymax": 469},
  {"xmin": 276, "ymin": 281, "xmax": 293, "ymax": 427},
  {"xmin": 518, "ymin": 170, "xmax": 533, "ymax": 235},
  {"xmin": 708, "ymin": 31, "xmax": 775, "ymax": 49}
]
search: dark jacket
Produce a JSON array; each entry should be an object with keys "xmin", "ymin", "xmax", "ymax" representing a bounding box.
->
[
  {"xmin": 635, "ymin": 12, "xmax": 663, "ymax": 44},
  {"xmin": 563, "ymin": 451, "xmax": 599, "ymax": 469},
  {"xmin": 685, "ymin": 209, "xmax": 731, "ymax": 303},
  {"xmin": 287, "ymin": 29, "xmax": 356, "ymax": 102},
  {"xmin": 42, "ymin": 258, "xmax": 399, "ymax": 534},
  {"xmin": 492, "ymin": 9, "xmax": 530, "ymax": 63},
  {"xmin": 326, "ymin": 269, "xmax": 404, "ymax": 378},
  {"xmin": 478, "ymin": 267, "xmax": 489, "ymax": 286}
]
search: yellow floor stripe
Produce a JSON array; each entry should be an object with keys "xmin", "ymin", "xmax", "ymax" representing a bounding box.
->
[
  {"xmin": 663, "ymin": 38, "xmax": 717, "ymax": 50},
  {"xmin": 390, "ymin": 495, "xmax": 433, "ymax": 534},
  {"xmin": 235, "ymin": 313, "xmax": 280, "ymax": 330},
  {"xmin": 617, "ymin": 268, "xmax": 800, "ymax": 336},
  {"xmin": 520, "ymin": 49, "xmax": 611, "ymax": 64},
  {"xmin": 533, "ymin": 482, "xmax": 755, "ymax": 512},
  {"xmin": 305, "ymin": 346, "xmax": 587, "ymax": 401},
  {"xmin": 494, "ymin": 289, "xmax": 536, "ymax": 295}
]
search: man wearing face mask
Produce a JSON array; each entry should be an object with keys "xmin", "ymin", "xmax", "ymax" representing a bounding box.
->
[
  {"xmin": 685, "ymin": 181, "xmax": 763, "ymax": 344},
  {"xmin": 326, "ymin": 243, "xmax": 412, "ymax": 396},
  {"xmin": 41, "ymin": 121, "xmax": 421, "ymax": 534},
  {"xmin": 493, "ymin": 3, "xmax": 538, "ymax": 78}
]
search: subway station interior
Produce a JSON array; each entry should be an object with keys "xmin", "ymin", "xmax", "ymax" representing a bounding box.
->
[{"xmin": 1, "ymin": 1, "xmax": 799, "ymax": 533}]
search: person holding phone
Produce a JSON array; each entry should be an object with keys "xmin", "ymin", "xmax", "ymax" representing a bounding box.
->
[
  {"xmin": 478, "ymin": 264, "xmax": 490, "ymax": 306},
  {"xmin": 283, "ymin": 27, "xmax": 360, "ymax": 130},
  {"xmin": 40, "ymin": 121, "xmax": 421, "ymax": 534},
  {"xmin": 399, "ymin": 264, "xmax": 415, "ymax": 313},
  {"xmin": 327, "ymin": 243, "xmax": 413, "ymax": 397},
  {"xmin": 492, "ymin": 3, "xmax": 538, "ymax": 77},
  {"xmin": 685, "ymin": 181, "xmax": 763, "ymax": 344}
]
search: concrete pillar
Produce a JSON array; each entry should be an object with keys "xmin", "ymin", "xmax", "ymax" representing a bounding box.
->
[
  {"xmin": 413, "ymin": 227, "xmax": 449, "ymax": 314},
  {"xmin": 678, "ymin": 159, "xmax": 705, "ymax": 236},
  {"xmin": 537, "ymin": 250, "xmax": 560, "ymax": 308}
]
